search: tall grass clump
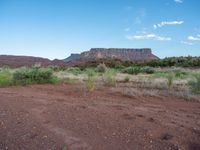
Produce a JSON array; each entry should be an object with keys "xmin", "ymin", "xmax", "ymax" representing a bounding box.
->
[
  {"xmin": 166, "ymin": 72, "xmax": 174, "ymax": 90},
  {"xmin": 188, "ymin": 73, "xmax": 200, "ymax": 94},
  {"xmin": 103, "ymin": 69, "xmax": 117, "ymax": 86},
  {"xmin": 85, "ymin": 69, "xmax": 96, "ymax": 92},
  {"xmin": 0, "ymin": 70, "xmax": 12, "ymax": 87},
  {"xmin": 12, "ymin": 66, "xmax": 57, "ymax": 85}
]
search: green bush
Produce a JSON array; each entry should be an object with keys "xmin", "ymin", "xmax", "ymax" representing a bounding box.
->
[
  {"xmin": 86, "ymin": 69, "xmax": 96, "ymax": 77},
  {"xmin": 96, "ymin": 63, "xmax": 107, "ymax": 73},
  {"xmin": 66, "ymin": 67, "xmax": 82, "ymax": 75},
  {"xmin": 12, "ymin": 67, "xmax": 56, "ymax": 85},
  {"xmin": 188, "ymin": 73, "xmax": 200, "ymax": 94},
  {"xmin": 122, "ymin": 66, "xmax": 142, "ymax": 75},
  {"xmin": 114, "ymin": 64, "xmax": 125, "ymax": 70},
  {"xmin": 0, "ymin": 70, "xmax": 12, "ymax": 87},
  {"xmin": 142, "ymin": 66, "xmax": 155, "ymax": 74}
]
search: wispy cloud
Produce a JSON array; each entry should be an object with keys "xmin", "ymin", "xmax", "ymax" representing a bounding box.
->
[
  {"xmin": 181, "ymin": 41, "xmax": 194, "ymax": 45},
  {"xmin": 174, "ymin": 0, "xmax": 183, "ymax": 3},
  {"xmin": 153, "ymin": 25, "xmax": 157, "ymax": 29},
  {"xmin": 134, "ymin": 9, "xmax": 146, "ymax": 24},
  {"xmin": 124, "ymin": 28, "xmax": 130, "ymax": 32},
  {"xmin": 126, "ymin": 34, "xmax": 171, "ymax": 41},
  {"xmin": 188, "ymin": 36, "xmax": 200, "ymax": 41},
  {"xmin": 153, "ymin": 21, "xmax": 184, "ymax": 29},
  {"xmin": 124, "ymin": 6, "xmax": 133, "ymax": 11}
]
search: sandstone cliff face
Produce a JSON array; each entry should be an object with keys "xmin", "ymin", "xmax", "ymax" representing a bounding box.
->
[{"xmin": 80, "ymin": 48, "xmax": 158, "ymax": 61}]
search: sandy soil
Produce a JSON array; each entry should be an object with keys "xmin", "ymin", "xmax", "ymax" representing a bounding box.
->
[{"xmin": 0, "ymin": 84, "xmax": 200, "ymax": 150}]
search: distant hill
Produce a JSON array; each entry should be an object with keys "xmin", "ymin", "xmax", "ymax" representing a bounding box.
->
[
  {"xmin": 0, "ymin": 48, "xmax": 159, "ymax": 68},
  {"xmin": 0, "ymin": 55, "xmax": 66, "ymax": 68}
]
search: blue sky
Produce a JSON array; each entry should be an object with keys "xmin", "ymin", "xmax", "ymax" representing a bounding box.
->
[{"xmin": 0, "ymin": 0, "xmax": 200, "ymax": 59}]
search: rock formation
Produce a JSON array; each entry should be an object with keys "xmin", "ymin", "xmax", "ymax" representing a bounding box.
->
[
  {"xmin": 80, "ymin": 48, "xmax": 158, "ymax": 61},
  {"xmin": 64, "ymin": 54, "xmax": 80, "ymax": 62}
]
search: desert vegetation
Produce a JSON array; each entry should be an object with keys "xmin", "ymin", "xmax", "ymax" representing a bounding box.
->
[
  {"xmin": 0, "ymin": 65, "xmax": 59, "ymax": 87},
  {"xmin": 0, "ymin": 62, "xmax": 200, "ymax": 101}
]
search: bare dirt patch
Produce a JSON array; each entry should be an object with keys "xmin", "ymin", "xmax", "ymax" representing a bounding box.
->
[{"xmin": 0, "ymin": 84, "xmax": 200, "ymax": 150}]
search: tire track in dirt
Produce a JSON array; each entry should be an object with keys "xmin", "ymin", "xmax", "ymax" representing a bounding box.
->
[{"xmin": 31, "ymin": 105, "xmax": 91, "ymax": 150}]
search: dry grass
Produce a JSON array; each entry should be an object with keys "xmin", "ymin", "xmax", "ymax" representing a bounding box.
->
[{"xmin": 55, "ymin": 70, "xmax": 200, "ymax": 101}]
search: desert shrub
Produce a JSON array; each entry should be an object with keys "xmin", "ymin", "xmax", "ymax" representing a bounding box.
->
[
  {"xmin": 122, "ymin": 66, "xmax": 142, "ymax": 75},
  {"xmin": 170, "ymin": 67, "xmax": 188, "ymax": 79},
  {"xmin": 12, "ymin": 67, "xmax": 32, "ymax": 85},
  {"xmin": 96, "ymin": 63, "xmax": 107, "ymax": 73},
  {"xmin": 12, "ymin": 67, "xmax": 56, "ymax": 85},
  {"xmin": 136, "ymin": 56, "xmax": 199, "ymax": 67},
  {"xmin": 114, "ymin": 64, "xmax": 125, "ymax": 70},
  {"xmin": 166, "ymin": 73, "xmax": 174, "ymax": 90},
  {"xmin": 86, "ymin": 69, "xmax": 96, "ymax": 77},
  {"xmin": 66, "ymin": 67, "xmax": 82, "ymax": 75},
  {"xmin": 0, "ymin": 70, "xmax": 12, "ymax": 87},
  {"xmin": 48, "ymin": 65, "xmax": 60, "ymax": 72},
  {"xmin": 142, "ymin": 66, "xmax": 155, "ymax": 74},
  {"xmin": 103, "ymin": 69, "xmax": 117, "ymax": 86},
  {"xmin": 188, "ymin": 73, "xmax": 200, "ymax": 94}
]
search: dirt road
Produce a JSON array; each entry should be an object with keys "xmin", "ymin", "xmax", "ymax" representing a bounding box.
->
[{"xmin": 0, "ymin": 84, "xmax": 200, "ymax": 150}]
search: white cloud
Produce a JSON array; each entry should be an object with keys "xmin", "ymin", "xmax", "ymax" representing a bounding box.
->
[
  {"xmin": 188, "ymin": 36, "xmax": 200, "ymax": 41},
  {"xmin": 126, "ymin": 34, "xmax": 171, "ymax": 41},
  {"xmin": 174, "ymin": 0, "xmax": 183, "ymax": 3},
  {"xmin": 181, "ymin": 41, "xmax": 194, "ymax": 45},
  {"xmin": 154, "ymin": 21, "xmax": 184, "ymax": 29}
]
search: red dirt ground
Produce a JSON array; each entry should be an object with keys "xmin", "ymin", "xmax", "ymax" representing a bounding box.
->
[{"xmin": 0, "ymin": 84, "xmax": 200, "ymax": 150}]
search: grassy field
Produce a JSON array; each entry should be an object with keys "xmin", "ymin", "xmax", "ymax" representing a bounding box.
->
[{"xmin": 0, "ymin": 65, "xmax": 200, "ymax": 100}]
